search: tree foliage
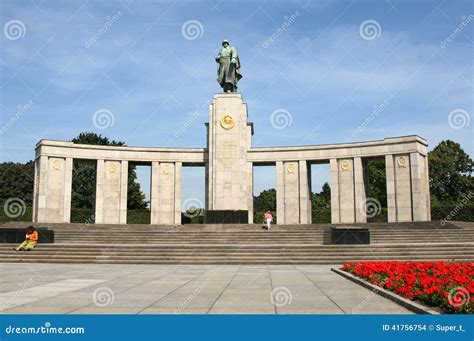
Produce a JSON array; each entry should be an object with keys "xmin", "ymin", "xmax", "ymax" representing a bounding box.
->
[
  {"xmin": 0, "ymin": 161, "xmax": 34, "ymax": 204},
  {"xmin": 71, "ymin": 132, "xmax": 147, "ymax": 209},
  {"xmin": 428, "ymin": 140, "xmax": 473, "ymax": 204}
]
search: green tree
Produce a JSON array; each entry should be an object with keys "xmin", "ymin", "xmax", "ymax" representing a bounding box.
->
[
  {"xmin": 71, "ymin": 132, "xmax": 147, "ymax": 209},
  {"xmin": 253, "ymin": 189, "xmax": 276, "ymax": 212},
  {"xmin": 311, "ymin": 182, "xmax": 331, "ymax": 209},
  {"xmin": 0, "ymin": 161, "xmax": 35, "ymax": 203},
  {"xmin": 365, "ymin": 158, "xmax": 387, "ymax": 207},
  {"xmin": 428, "ymin": 140, "xmax": 473, "ymax": 203}
]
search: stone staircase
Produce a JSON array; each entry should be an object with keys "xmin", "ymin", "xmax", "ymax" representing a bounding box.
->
[{"xmin": 1, "ymin": 221, "xmax": 473, "ymax": 264}]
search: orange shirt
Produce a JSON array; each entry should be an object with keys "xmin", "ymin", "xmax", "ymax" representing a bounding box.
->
[{"xmin": 26, "ymin": 231, "xmax": 38, "ymax": 242}]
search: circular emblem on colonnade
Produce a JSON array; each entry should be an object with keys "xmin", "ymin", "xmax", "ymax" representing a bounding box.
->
[
  {"xmin": 220, "ymin": 114, "xmax": 235, "ymax": 130},
  {"xmin": 340, "ymin": 160, "xmax": 351, "ymax": 171},
  {"xmin": 396, "ymin": 156, "xmax": 407, "ymax": 168},
  {"xmin": 52, "ymin": 160, "xmax": 62, "ymax": 171},
  {"xmin": 286, "ymin": 163, "xmax": 296, "ymax": 174},
  {"xmin": 108, "ymin": 163, "xmax": 117, "ymax": 173}
]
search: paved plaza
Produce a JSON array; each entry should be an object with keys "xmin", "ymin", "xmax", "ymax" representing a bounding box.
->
[{"xmin": 0, "ymin": 263, "xmax": 412, "ymax": 314}]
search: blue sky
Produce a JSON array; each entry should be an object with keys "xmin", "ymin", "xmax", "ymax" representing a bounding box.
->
[{"xmin": 1, "ymin": 0, "xmax": 473, "ymax": 205}]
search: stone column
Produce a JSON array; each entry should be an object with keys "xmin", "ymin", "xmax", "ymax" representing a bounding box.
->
[
  {"xmin": 150, "ymin": 161, "xmax": 160, "ymax": 225},
  {"xmin": 174, "ymin": 162, "xmax": 182, "ymax": 225},
  {"xmin": 247, "ymin": 161, "xmax": 254, "ymax": 223},
  {"xmin": 150, "ymin": 162, "xmax": 181, "ymax": 225},
  {"xmin": 386, "ymin": 154, "xmax": 413, "ymax": 222},
  {"xmin": 410, "ymin": 152, "xmax": 430, "ymax": 221},
  {"xmin": 33, "ymin": 155, "xmax": 48, "ymax": 222},
  {"xmin": 329, "ymin": 159, "xmax": 340, "ymax": 224},
  {"xmin": 299, "ymin": 160, "xmax": 312, "ymax": 224},
  {"xmin": 354, "ymin": 157, "xmax": 367, "ymax": 223},
  {"xmin": 95, "ymin": 160, "xmax": 128, "ymax": 224},
  {"xmin": 276, "ymin": 161, "xmax": 285, "ymax": 224},
  {"xmin": 275, "ymin": 161, "xmax": 311, "ymax": 224},
  {"xmin": 385, "ymin": 154, "xmax": 397, "ymax": 222},
  {"xmin": 330, "ymin": 158, "xmax": 357, "ymax": 224},
  {"xmin": 34, "ymin": 157, "xmax": 72, "ymax": 223}
]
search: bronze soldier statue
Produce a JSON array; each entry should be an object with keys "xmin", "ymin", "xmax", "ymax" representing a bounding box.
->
[{"xmin": 215, "ymin": 40, "xmax": 242, "ymax": 93}]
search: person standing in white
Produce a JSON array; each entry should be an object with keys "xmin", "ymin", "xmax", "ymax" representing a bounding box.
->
[{"xmin": 264, "ymin": 211, "xmax": 273, "ymax": 230}]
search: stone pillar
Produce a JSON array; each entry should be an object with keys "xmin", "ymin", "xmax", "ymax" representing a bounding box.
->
[
  {"xmin": 299, "ymin": 160, "xmax": 312, "ymax": 224},
  {"xmin": 329, "ymin": 159, "xmax": 340, "ymax": 224},
  {"xmin": 410, "ymin": 152, "xmax": 430, "ymax": 221},
  {"xmin": 276, "ymin": 161, "xmax": 285, "ymax": 224},
  {"xmin": 205, "ymin": 93, "xmax": 250, "ymax": 223},
  {"xmin": 275, "ymin": 161, "xmax": 311, "ymax": 224},
  {"xmin": 386, "ymin": 154, "xmax": 413, "ymax": 222},
  {"xmin": 247, "ymin": 161, "xmax": 254, "ymax": 224},
  {"xmin": 34, "ymin": 157, "xmax": 72, "ymax": 223},
  {"xmin": 95, "ymin": 160, "xmax": 128, "ymax": 224},
  {"xmin": 174, "ymin": 162, "xmax": 182, "ymax": 225},
  {"xmin": 354, "ymin": 157, "xmax": 367, "ymax": 223},
  {"xmin": 150, "ymin": 161, "xmax": 160, "ymax": 225},
  {"xmin": 150, "ymin": 162, "xmax": 181, "ymax": 224},
  {"xmin": 330, "ymin": 158, "xmax": 359, "ymax": 224}
]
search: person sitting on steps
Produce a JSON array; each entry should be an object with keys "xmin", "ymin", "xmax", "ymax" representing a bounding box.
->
[{"xmin": 14, "ymin": 226, "xmax": 38, "ymax": 251}]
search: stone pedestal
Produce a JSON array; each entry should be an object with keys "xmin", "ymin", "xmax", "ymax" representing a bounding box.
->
[{"xmin": 205, "ymin": 93, "xmax": 252, "ymax": 223}]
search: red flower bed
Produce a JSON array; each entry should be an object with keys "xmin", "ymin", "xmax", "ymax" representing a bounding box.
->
[{"xmin": 342, "ymin": 261, "xmax": 474, "ymax": 314}]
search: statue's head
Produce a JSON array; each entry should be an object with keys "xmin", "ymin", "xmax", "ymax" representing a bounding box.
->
[{"xmin": 222, "ymin": 39, "xmax": 229, "ymax": 47}]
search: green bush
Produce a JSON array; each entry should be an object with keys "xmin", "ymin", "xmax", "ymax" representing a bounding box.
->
[
  {"xmin": 71, "ymin": 208, "xmax": 94, "ymax": 223},
  {"xmin": 431, "ymin": 204, "xmax": 474, "ymax": 222},
  {"xmin": 127, "ymin": 209, "xmax": 151, "ymax": 224},
  {"xmin": 312, "ymin": 209, "xmax": 331, "ymax": 223}
]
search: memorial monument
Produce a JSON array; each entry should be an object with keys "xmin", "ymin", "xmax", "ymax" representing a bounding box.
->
[{"xmin": 31, "ymin": 41, "xmax": 431, "ymax": 225}]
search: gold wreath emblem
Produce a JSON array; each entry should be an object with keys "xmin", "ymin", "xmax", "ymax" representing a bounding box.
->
[
  {"xmin": 108, "ymin": 163, "xmax": 117, "ymax": 173},
  {"xmin": 52, "ymin": 160, "xmax": 61, "ymax": 171},
  {"xmin": 341, "ymin": 160, "xmax": 351, "ymax": 171},
  {"xmin": 286, "ymin": 163, "xmax": 296, "ymax": 174},
  {"xmin": 397, "ymin": 156, "xmax": 407, "ymax": 168},
  {"xmin": 162, "ymin": 164, "xmax": 171, "ymax": 174},
  {"xmin": 220, "ymin": 114, "xmax": 235, "ymax": 130}
]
